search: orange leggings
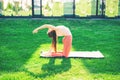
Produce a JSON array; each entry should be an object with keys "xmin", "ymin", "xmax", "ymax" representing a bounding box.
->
[
  {"xmin": 52, "ymin": 35, "xmax": 72, "ymax": 57},
  {"xmin": 62, "ymin": 35, "xmax": 72, "ymax": 57}
]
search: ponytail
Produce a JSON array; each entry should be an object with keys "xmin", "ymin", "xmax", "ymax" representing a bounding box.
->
[{"xmin": 48, "ymin": 30, "xmax": 57, "ymax": 53}]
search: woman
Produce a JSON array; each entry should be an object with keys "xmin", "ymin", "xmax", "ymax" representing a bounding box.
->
[{"xmin": 33, "ymin": 24, "xmax": 72, "ymax": 58}]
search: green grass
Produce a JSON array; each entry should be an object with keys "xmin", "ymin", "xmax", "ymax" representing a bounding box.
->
[{"xmin": 0, "ymin": 19, "xmax": 120, "ymax": 80}]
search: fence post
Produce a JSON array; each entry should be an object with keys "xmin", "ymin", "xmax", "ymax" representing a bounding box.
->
[
  {"xmin": 96, "ymin": 0, "xmax": 98, "ymax": 16},
  {"xmin": 101, "ymin": 0, "xmax": 105, "ymax": 16},
  {"xmin": 32, "ymin": 0, "xmax": 34, "ymax": 17},
  {"xmin": 40, "ymin": 0, "xmax": 42, "ymax": 16},
  {"xmin": 73, "ymin": 0, "xmax": 75, "ymax": 17}
]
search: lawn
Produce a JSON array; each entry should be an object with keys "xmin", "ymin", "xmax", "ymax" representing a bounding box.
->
[{"xmin": 0, "ymin": 19, "xmax": 120, "ymax": 80}]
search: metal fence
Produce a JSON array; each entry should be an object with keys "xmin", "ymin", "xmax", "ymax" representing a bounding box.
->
[{"xmin": 0, "ymin": 0, "xmax": 120, "ymax": 18}]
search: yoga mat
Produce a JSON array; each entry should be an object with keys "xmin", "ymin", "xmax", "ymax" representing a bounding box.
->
[{"xmin": 40, "ymin": 51, "xmax": 104, "ymax": 58}]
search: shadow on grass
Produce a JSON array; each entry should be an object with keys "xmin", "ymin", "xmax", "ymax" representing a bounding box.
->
[
  {"xmin": 25, "ymin": 58, "xmax": 71, "ymax": 79},
  {"xmin": 0, "ymin": 19, "xmax": 120, "ymax": 76},
  {"xmin": 72, "ymin": 23, "xmax": 120, "ymax": 75},
  {"xmin": 0, "ymin": 20, "xmax": 49, "ymax": 72},
  {"xmin": 0, "ymin": 36, "xmax": 40, "ymax": 72}
]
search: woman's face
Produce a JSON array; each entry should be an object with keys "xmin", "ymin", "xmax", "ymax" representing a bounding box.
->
[
  {"xmin": 47, "ymin": 29, "xmax": 52, "ymax": 34},
  {"xmin": 47, "ymin": 30, "xmax": 56, "ymax": 38}
]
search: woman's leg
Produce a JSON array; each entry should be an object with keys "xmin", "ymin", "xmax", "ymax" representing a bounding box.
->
[
  {"xmin": 50, "ymin": 36, "xmax": 72, "ymax": 57},
  {"xmin": 63, "ymin": 36, "xmax": 72, "ymax": 58},
  {"xmin": 51, "ymin": 52, "xmax": 63, "ymax": 57}
]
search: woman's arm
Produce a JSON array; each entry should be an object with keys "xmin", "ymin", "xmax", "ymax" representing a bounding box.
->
[
  {"xmin": 48, "ymin": 46, "xmax": 54, "ymax": 53},
  {"xmin": 32, "ymin": 24, "xmax": 56, "ymax": 34}
]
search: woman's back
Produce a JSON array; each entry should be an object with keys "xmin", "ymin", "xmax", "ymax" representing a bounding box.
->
[{"xmin": 55, "ymin": 25, "xmax": 72, "ymax": 36}]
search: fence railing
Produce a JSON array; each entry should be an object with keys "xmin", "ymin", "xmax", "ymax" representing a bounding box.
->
[{"xmin": 0, "ymin": 0, "xmax": 120, "ymax": 18}]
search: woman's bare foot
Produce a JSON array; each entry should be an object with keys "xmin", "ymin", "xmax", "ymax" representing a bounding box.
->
[
  {"xmin": 41, "ymin": 52, "xmax": 52, "ymax": 57},
  {"xmin": 41, "ymin": 52, "xmax": 64, "ymax": 57},
  {"xmin": 51, "ymin": 52, "xmax": 64, "ymax": 57}
]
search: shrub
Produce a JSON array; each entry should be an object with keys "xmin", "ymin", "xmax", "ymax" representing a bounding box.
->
[{"xmin": 6, "ymin": 2, "xmax": 13, "ymax": 10}]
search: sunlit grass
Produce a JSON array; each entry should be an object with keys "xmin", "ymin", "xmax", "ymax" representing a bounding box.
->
[{"xmin": 0, "ymin": 19, "xmax": 120, "ymax": 80}]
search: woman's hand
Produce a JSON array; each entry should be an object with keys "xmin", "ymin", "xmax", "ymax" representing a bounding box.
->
[{"xmin": 32, "ymin": 29, "xmax": 38, "ymax": 34}]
